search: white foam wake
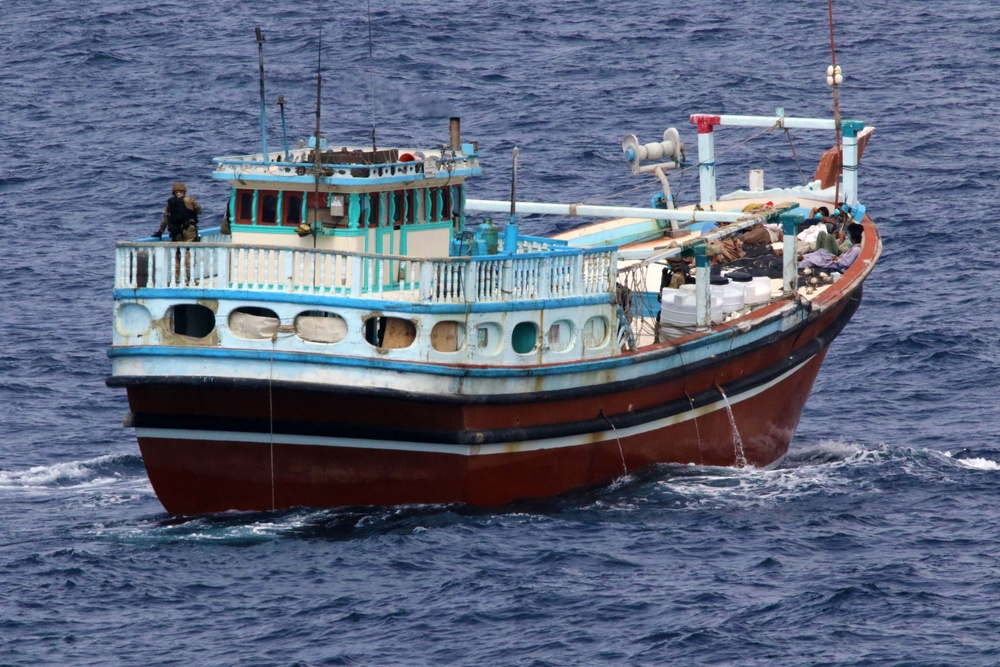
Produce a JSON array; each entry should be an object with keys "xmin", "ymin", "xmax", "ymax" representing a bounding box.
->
[
  {"xmin": 0, "ymin": 455, "xmax": 122, "ymax": 489},
  {"xmin": 944, "ymin": 451, "xmax": 1000, "ymax": 470}
]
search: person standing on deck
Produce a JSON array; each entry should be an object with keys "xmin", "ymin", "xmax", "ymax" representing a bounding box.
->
[{"xmin": 153, "ymin": 182, "xmax": 202, "ymax": 241}]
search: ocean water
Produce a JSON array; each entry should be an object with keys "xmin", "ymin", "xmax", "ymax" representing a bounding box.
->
[{"xmin": 3, "ymin": 0, "xmax": 1000, "ymax": 664}]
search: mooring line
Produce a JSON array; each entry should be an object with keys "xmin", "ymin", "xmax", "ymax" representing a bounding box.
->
[{"xmin": 269, "ymin": 334, "xmax": 276, "ymax": 510}]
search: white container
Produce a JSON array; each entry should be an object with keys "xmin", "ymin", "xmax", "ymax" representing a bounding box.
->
[
  {"xmin": 660, "ymin": 287, "xmax": 724, "ymax": 326},
  {"xmin": 713, "ymin": 283, "xmax": 745, "ymax": 314},
  {"xmin": 744, "ymin": 276, "xmax": 772, "ymax": 306}
]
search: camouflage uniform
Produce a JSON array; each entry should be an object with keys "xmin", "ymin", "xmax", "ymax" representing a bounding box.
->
[{"xmin": 158, "ymin": 182, "xmax": 203, "ymax": 242}]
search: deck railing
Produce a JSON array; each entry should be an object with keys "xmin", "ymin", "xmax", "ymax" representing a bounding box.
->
[{"xmin": 114, "ymin": 242, "xmax": 616, "ymax": 305}]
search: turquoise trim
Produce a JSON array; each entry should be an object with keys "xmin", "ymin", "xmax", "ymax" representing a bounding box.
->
[
  {"xmin": 113, "ymin": 288, "xmax": 614, "ymax": 314},
  {"xmin": 348, "ymin": 193, "xmax": 361, "ymax": 229},
  {"xmin": 567, "ymin": 219, "xmax": 668, "ymax": 248},
  {"xmin": 211, "ymin": 169, "xmax": 481, "ymax": 187},
  {"xmin": 228, "ymin": 190, "xmax": 236, "ymax": 222},
  {"xmin": 106, "ymin": 310, "xmax": 784, "ymax": 380},
  {"xmin": 251, "ymin": 189, "xmax": 259, "ymax": 223},
  {"xmin": 840, "ymin": 120, "xmax": 865, "ymax": 137},
  {"xmin": 276, "ymin": 190, "xmax": 284, "ymax": 223},
  {"xmin": 326, "ymin": 228, "xmax": 368, "ymax": 238},
  {"xmin": 230, "ymin": 224, "xmax": 294, "ymax": 234}
]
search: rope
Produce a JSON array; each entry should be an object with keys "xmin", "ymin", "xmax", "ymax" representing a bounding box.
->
[
  {"xmin": 683, "ymin": 390, "xmax": 705, "ymax": 465},
  {"xmin": 601, "ymin": 411, "xmax": 628, "ymax": 475},
  {"xmin": 269, "ymin": 333, "xmax": 276, "ymax": 510}
]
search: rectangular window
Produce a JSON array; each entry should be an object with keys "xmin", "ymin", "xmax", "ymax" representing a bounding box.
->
[
  {"xmin": 368, "ymin": 192, "xmax": 381, "ymax": 227},
  {"xmin": 259, "ymin": 190, "xmax": 279, "ymax": 225},
  {"xmin": 237, "ymin": 190, "xmax": 254, "ymax": 223},
  {"xmin": 441, "ymin": 187, "xmax": 452, "ymax": 221},
  {"xmin": 284, "ymin": 194, "xmax": 303, "ymax": 225}
]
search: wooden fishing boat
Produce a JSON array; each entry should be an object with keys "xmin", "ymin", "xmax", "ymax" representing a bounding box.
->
[{"xmin": 108, "ymin": 87, "xmax": 878, "ymax": 514}]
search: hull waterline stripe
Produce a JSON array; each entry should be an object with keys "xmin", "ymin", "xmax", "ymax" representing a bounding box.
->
[{"xmin": 135, "ymin": 353, "xmax": 815, "ymax": 456}]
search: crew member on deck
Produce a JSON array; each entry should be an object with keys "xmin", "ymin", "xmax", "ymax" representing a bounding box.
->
[{"xmin": 154, "ymin": 182, "xmax": 202, "ymax": 241}]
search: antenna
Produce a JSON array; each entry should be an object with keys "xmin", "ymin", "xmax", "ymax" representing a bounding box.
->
[
  {"xmin": 255, "ymin": 27, "xmax": 269, "ymax": 164},
  {"xmin": 509, "ymin": 147, "xmax": 519, "ymax": 224},
  {"xmin": 311, "ymin": 29, "xmax": 323, "ymax": 247},
  {"xmin": 367, "ymin": 0, "xmax": 377, "ymax": 151},
  {"xmin": 277, "ymin": 95, "xmax": 290, "ymax": 160}
]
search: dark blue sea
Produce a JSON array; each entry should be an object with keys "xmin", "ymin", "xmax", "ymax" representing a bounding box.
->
[{"xmin": 3, "ymin": 1, "xmax": 1000, "ymax": 664}]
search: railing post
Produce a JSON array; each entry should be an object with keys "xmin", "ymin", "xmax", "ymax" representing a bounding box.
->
[
  {"xmin": 539, "ymin": 257, "xmax": 551, "ymax": 299},
  {"xmin": 419, "ymin": 261, "xmax": 433, "ymax": 301},
  {"xmin": 153, "ymin": 244, "xmax": 168, "ymax": 288},
  {"xmin": 350, "ymin": 255, "xmax": 363, "ymax": 297},
  {"xmin": 217, "ymin": 246, "xmax": 229, "ymax": 289},
  {"xmin": 781, "ymin": 212, "xmax": 803, "ymax": 294},
  {"xmin": 694, "ymin": 245, "xmax": 711, "ymax": 329},
  {"xmin": 283, "ymin": 250, "xmax": 295, "ymax": 292},
  {"xmin": 464, "ymin": 259, "xmax": 478, "ymax": 303},
  {"xmin": 501, "ymin": 258, "xmax": 513, "ymax": 301}
]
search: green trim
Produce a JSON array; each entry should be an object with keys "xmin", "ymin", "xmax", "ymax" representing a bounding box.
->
[
  {"xmin": 348, "ymin": 193, "xmax": 361, "ymax": 229},
  {"xmin": 327, "ymin": 228, "xmax": 368, "ymax": 238},
  {"xmin": 251, "ymin": 189, "xmax": 259, "ymax": 223},
  {"xmin": 230, "ymin": 224, "xmax": 296, "ymax": 234}
]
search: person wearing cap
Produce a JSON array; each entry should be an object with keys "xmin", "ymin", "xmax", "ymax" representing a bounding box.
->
[{"xmin": 153, "ymin": 182, "xmax": 203, "ymax": 241}]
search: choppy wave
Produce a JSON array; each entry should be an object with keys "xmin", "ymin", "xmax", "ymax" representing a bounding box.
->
[{"xmin": 4, "ymin": 0, "xmax": 1000, "ymax": 664}]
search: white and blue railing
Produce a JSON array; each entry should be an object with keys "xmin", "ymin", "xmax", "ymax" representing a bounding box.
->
[{"xmin": 114, "ymin": 241, "xmax": 616, "ymax": 305}]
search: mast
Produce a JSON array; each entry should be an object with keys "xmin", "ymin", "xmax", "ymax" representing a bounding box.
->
[
  {"xmin": 311, "ymin": 30, "xmax": 323, "ymax": 247},
  {"xmin": 255, "ymin": 27, "xmax": 269, "ymax": 164}
]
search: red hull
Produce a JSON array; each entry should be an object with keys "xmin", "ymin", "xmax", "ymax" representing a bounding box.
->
[
  {"xmin": 135, "ymin": 346, "xmax": 827, "ymax": 513},
  {"xmin": 117, "ymin": 288, "xmax": 863, "ymax": 513}
]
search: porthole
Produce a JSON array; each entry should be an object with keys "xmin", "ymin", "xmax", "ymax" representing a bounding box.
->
[
  {"xmin": 295, "ymin": 310, "xmax": 347, "ymax": 344},
  {"xmin": 512, "ymin": 321, "xmax": 538, "ymax": 354},
  {"xmin": 583, "ymin": 316, "xmax": 609, "ymax": 349},
  {"xmin": 546, "ymin": 319, "xmax": 574, "ymax": 352},
  {"xmin": 431, "ymin": 321, "xmax": 466, "ymax": 353},
  {"xmin": 364, "ymin": 316, "xmax": 416, "ymax": 349},
  {"xmin": 116, "ymin": 303, "xmax": 152, "ymax": 336},
  {"xmin": 475, "ymin": 322, "xmax": 502, "ymax": 356},
  {"xmin": 229, "ymin": 306, "xmax": 279, "ymax": 340},
  {"xmin": 168, "ymin": 304, "xmax": 216, "ymax": 339}
]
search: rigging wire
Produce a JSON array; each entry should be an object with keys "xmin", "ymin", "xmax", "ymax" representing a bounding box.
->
[
  {"xmin": 828, "ymin": 0, "xmax": 842, "ymax": 205},
  {"xmin": 784, "ymin": 128, "xmax": 808, "ymax": 186}
]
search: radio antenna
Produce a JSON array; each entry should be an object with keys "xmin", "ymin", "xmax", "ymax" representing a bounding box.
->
[
  {"xmin": 255, "ymin": 27, "xmax": 269, "ymax": 164},
  {"xmin": 367, "ymin": 0, "xmax": 377, "ymax": 151},
  {"xmin": 311, "ymin": 29, "xmax": 323, "ymax": 247}
]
